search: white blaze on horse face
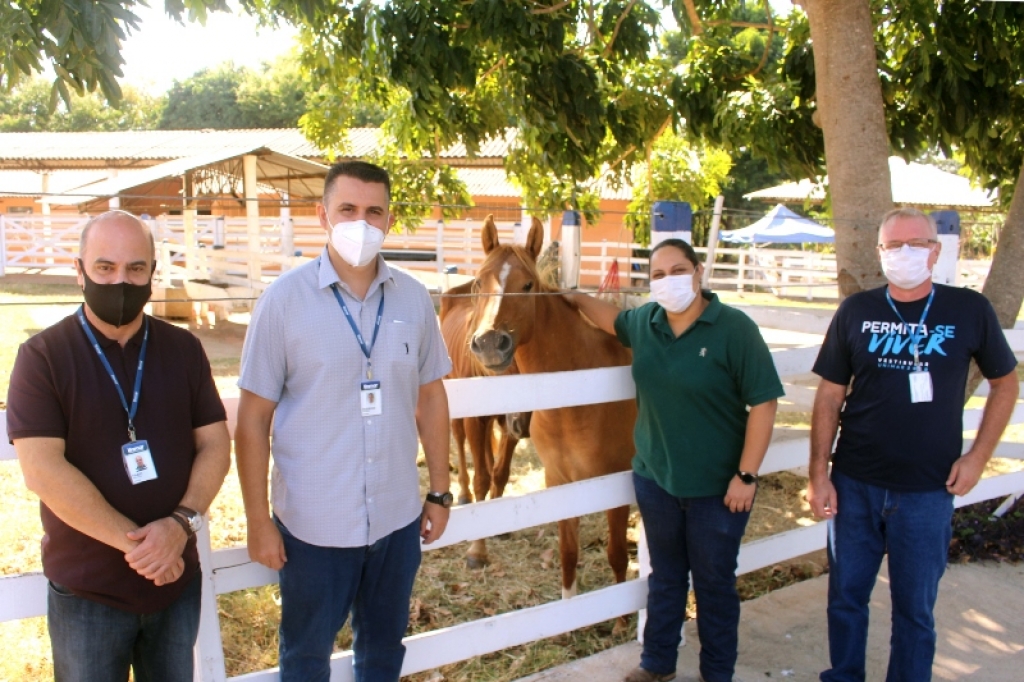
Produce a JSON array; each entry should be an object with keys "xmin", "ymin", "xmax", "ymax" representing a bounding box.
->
[{"xmin": 477, "ymin": 260, "xmax": 512, "ymax": 332}]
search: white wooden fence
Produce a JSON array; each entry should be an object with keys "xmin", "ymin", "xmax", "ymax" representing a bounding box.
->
[
  {"xmin": 1, "ymin": 214, "xmax": 994, "ymax": 300},
  {"xmin": 2, "ymin": 335, "xmax": 1023, "ymax": 681}
]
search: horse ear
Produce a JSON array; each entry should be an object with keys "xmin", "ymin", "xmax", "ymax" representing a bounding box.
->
[
  {"xmin": 526, "ymin": 216, "xmax": 544, "ymax": 261},
  {"xmin": 481, "ymin": 214, "xmax": 500, "ymax": 254}
]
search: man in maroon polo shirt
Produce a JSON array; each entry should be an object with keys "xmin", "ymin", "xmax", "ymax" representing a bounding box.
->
[{"xmin": 6, "ymin": 210, "xmax": 231, "ymax": 682}]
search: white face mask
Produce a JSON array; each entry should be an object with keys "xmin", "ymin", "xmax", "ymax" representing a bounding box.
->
[
  {"xmin": 880, "ymin": 245, "xmax": 932, "ymax": 290},
  {"xmin": 650, "ymin": 274, "xmax": 698, "ymax": 314},
  {"xmin": 328, "ymin": 218, "xmax": 386, "ymax": 267}
]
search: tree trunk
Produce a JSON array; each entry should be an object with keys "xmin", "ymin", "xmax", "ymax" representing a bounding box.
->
[
  {"xmin": 802, "ymin": 0, "xmax": 893, "ymax": 298},
  {"xmin": 964, "ymin": 160, "xmax": 1024, "ymax": 400}
]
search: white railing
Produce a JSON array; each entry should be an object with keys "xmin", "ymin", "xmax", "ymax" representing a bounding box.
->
[{"xmin": 2, "ymin": 335, "xmax": 1023, "ymax": 681}]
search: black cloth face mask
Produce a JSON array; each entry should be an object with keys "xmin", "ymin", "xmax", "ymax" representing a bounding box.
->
[{"xmin": 78, "ymin": 260, "xmax": 153, "ymax": 328}]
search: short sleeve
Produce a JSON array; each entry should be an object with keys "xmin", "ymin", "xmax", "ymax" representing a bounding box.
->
[
  {"xmin": 6, "ymin": 340, "xmax": 67, "ymax": 440},
  {"xmin": 813, "ymin": 302, "xmax": 853, "ymax": 386},
  {"xmin": 417, "ymin": 286, "xmax": 453, "ymax": 385},
  {"xmin": 189, "ymin": 336, "xmax": 228, "ymax": 428},
  {"xmin": 614, "ymin": 308, "xmax": 636, "ymax": 348},
  {"xmin": 238, "ymin": 290, "xmax": 287, "ymax": 403},
  {"xmin": 728, "ymin": 314, "xmax": 785, "ymax": 407},
  {"xmin": 973, "ymin": 296, "xmax": 1018, "ymax": 380}
]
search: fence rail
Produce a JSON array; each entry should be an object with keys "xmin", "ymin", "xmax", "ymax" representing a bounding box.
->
[
  {"xmin": 1, "ymin": 215, "xmax": 994, "ymax": 299},
  {"xmin": 0, "ymin": 306, "xmax": 1018, "ymax": 680}
]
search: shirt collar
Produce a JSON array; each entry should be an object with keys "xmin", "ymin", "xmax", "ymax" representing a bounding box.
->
[
  {"xmin": 79, "ymin": 306, "xmax": 147, "ymax": 350},
  {"xmin": 316, "ymin": 246, "xmax": 395, "ymax": 298},
  {"xmin": 650, "ymin": 291, "xmax": 722, "ymax": 336}
]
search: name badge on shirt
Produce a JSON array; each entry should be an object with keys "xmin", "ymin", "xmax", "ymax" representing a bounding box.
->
[
  {"xmin": 909, "ymin": 370, "xmax": 933, "ymax": 403},
  {"xmin": 122, "ymin": 440, "xmax": 158, "ymax": 485},
  {"xmin": 361, "ymin": 380, "xmax": 382, "ymax": 416}
]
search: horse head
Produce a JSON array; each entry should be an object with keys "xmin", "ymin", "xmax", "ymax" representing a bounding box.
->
[{"xmin": 469, "ymin": 214, "xmax": 546, "ymax": 372}]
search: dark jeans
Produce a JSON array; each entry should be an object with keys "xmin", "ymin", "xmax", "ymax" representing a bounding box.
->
[
  {"xmin": 822, "ymin": 470, "xmax": 954, "ymax": 682},
  {"xmin": 48, "ymin": 572, "xmax": 201, "ymax": 682},
  {"xmin": 276, "ymin": 515, "xmax": 422, "ymax": 682},
  {"xmin": 634, "ymin": 472, "xmax": 750, "ymax": 682}
]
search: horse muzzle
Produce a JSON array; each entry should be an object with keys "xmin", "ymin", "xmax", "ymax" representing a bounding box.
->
[{"xmin": 470, "ymin": 329, "xmax": 515, "ymax": 371}]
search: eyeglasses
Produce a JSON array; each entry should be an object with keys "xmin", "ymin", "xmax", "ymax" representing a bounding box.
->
[{"xmin": 877, "ymin": 239, "xmax": 938, "ymax": 252}]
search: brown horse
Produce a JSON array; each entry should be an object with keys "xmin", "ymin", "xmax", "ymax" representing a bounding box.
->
[
  {"xmin": 468, "ymin": 215, "xmax": 636, "ymax": 599},
  {"xmin": 441, "ymin": 278, "xmax": 531, "ymax": 568}
]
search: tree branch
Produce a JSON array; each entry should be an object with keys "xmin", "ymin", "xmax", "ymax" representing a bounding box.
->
[
  {"xmin": 530, "ymin": 1, "xmax": 572, "ymax": 15},
  {"xmin": 705, "ymin": 20, "xmax": 774, "ymax": 30},
  {"xmin": 728, "ymin": 1, "xmax": 775, "ymax": 80},
  {"xmin": 479, "ymin": 57, "xmax": 506, "ymax": 82},
  {"xmin": 603, "ymin": 0, "xmax": 640, "ymax": 58},
  {"xmin": 681, "ymin": 0, "xmax": 703, "ymax": 37}
]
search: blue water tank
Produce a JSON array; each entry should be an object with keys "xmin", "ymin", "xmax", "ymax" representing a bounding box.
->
[
  {"xmin": 931, "ymin": 210, "xmax": 961, "ymax": 236},
  {"xmin": 652, "ymin": 201, "xmax": 693, "ymax": 234}
]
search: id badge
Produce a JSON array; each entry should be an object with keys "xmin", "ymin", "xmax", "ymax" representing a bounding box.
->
[
  {"xmin": 122, "ymin": 440, "xmax": 158, "ymax": 485},
  {"xmin": 361, "ymin": 380, "xmax": 382, "ymax": 416},
  {"xmin": 909, "ymin": 370, "xmax": 933, "ymax": 403}
]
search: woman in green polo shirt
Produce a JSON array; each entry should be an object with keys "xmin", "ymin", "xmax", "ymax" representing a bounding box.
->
[{"xmin": 569, "ymin": 239, "xmax": 783, "ymax": 682}]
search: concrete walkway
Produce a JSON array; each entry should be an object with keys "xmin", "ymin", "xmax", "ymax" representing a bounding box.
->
[{"xmin": 515, "ymin": 562, "xmax": 1024, "ymax": 682}]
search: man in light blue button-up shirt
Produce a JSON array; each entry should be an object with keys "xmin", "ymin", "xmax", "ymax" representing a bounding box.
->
[{"xmin": 236, "ymin": 161, "xmax": 453, "ymax": 682}]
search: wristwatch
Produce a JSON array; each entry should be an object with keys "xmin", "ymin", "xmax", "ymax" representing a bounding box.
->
[
  {"xmin": 171, "ymin": 506, "xmax": 203, "ymax": 537},
  {"xmin": 737, "ymin": 471, "xmax": 759, "ymax": 485},
  {"xmin": 426, "ymin": 491, "xmax": 454, "ymax": 508}
]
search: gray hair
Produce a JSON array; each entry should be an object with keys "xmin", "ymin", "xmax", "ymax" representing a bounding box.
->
[
  {"xmin": 79, "ymin": 210, "xmax": 155, "ymax": 259},
  {"xmin": 879, "ymin": 207, "xmax": 938, "ymax": 240}
]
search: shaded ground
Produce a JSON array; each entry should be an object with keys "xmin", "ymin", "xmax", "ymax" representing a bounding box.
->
[{"xmin": 950, "ymin": 497, "xmax": 1024, "ymax": 564}]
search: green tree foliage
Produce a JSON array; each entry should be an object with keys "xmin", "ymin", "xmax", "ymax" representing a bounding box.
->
[
  {"xmin": 0, "ymin": 77, "xmax": 162, "ymax": 131},
  {"xmin": 160, "ymin": 62, "xmax": 248, "ymax": 129},
  {"xmin": 625, "ymin": 130, "xmax": 732, "ymax": 244},
  {"xmin": 0, "ymin": 0, "xmax": 229, "ymax": 109},
  {"xmin": 158, "ymin": 55, "xmax": 385, "ymax": 130}
]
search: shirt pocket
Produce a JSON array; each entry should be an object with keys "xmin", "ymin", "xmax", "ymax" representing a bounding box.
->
[{"xmin": 386, "ymin": 321, "xmax": 419, "ymax": 367}]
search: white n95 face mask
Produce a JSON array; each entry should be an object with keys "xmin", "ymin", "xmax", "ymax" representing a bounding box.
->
[
  {"xmin": 881, "ymin": 245, "xmax": 932, "ymax": 290},
  {"xmin": 329, "ymin": 219, "xmax": 386, "ymax": 267},
  {"xmin": 650, "ymin": 274, "xmax": 698, "ymax": 313}
]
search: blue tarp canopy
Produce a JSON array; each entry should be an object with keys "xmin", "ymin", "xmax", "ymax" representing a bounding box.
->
[{"xmin": 719, "ymin": 204, "xmax": 834, "ymax": 244}]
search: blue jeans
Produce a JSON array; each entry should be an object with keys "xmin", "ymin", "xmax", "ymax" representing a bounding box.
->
[
  {"xmin": 276, "ymin": 515, "xmax": 422, "ymax": 682},
  {"xmin": 47, "ymin": 572, "xmax": 201, "ymax": 682},
  {"xmin": 634, "ymin": 472, "xmax": 750, "ymax": 682},
  {"xmin": 822, "ymin": 470, "xmax": 954, "ymax": 682}
]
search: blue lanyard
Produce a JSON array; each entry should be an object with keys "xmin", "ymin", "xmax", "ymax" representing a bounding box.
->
[
  {"xmin": 76, "ymin": 306, "xmax": 149, "ymax": 441},
  {"xmin": 331, "ymin": 284, "xmax": 384, "ymax": 379},
  {"xmin": 885, "ymin": 286, "xmax": 935, "ymax": 370}
]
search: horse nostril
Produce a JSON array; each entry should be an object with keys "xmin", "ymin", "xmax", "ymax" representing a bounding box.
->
[
  {"xmin": 470, "ymin": 335, "xmax": 483, "ymax": 354},
  {"xmin": 497, "ymin": 333, "xmax": 512, "ymax": 352}
]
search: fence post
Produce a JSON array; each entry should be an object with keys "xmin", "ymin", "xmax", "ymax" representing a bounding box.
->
[
  {"xmin": 280, "ymin": 194, "xmax": 294, "ymax": 272},
  {"xmin": 703, "ymin": 195, "xmax": 725, "ymax": 288},
  {"xmin": 193, "ymin": 522, "xmax": 228, "ymax": 682},
  {"xmin": 737, "ymin": 251, "xmax": 746, "ymax": 291},
  {"xmin": 0, "ymin": 215, "xmax": 6, "ymax": 278},
  {"xmin": 436, "ymin": 219, "xmax": 445, "ymax": 275}
]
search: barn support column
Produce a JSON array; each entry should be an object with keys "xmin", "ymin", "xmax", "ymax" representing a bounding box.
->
[
  {"xmin": 243, "ymin": 154, "xmax": 261, "ymax": 287},
  {"xmin": 182, "ymin": 172, "xmax": 198, "ymax": 277},
  {"xmin": 279, "ymin": 191, "xmax": 294, "ymax": 271}
]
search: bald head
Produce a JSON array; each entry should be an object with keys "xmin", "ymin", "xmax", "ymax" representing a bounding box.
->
[
  {"xmin": 76, "ymin": 210, "xmax": 156, "ymax": 290},
  {"xmin": 79, "ymin": 210, "xmax": 155, "ymax": 262}
]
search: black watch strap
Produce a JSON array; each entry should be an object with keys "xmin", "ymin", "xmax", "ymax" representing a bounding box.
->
[
  {"xmin": 737, "ymin": 471, "xmax": 758, "ymax": 485},
  {"xmin": 169, "ymin": 512, "xmax": 193, "ymax": 537},
  {"xmin": 426, "ymin": 491, "xmax": 454, "ymax": 508}
]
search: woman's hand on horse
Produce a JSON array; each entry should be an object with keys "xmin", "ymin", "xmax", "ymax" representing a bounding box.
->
[{"xmin": 723, "ymin": 475, "xmax": 757, "ymax": 513}]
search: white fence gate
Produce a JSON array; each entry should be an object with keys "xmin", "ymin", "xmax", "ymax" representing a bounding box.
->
[{"xmin": 2, "ymin": 336, "xmax": 1023, "ymax": 681}]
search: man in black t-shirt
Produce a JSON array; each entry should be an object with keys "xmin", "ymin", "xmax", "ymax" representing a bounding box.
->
[
  {"xmin": 6, "ymin": 211, "xmax": 230, "ymax": 681},
  {"xmin": 809, "ymin": 208, "xmax": 1018, "ymax": 682}
]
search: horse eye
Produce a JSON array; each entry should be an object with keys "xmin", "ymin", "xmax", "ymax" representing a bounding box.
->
[{"xmin": 523, "ymin": 281, "xmax": 534, "ymax": 292}]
